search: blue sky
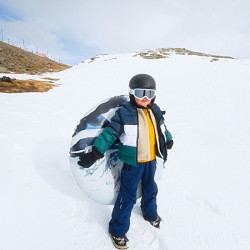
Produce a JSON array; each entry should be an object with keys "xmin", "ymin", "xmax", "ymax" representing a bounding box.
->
[
  {"xmin": 0, "ymin": 3, "xmax": 22, "ymax": 21},
  {"xmin": 0, "ymin": 0, "xmax": 250, "ymax": 66}
]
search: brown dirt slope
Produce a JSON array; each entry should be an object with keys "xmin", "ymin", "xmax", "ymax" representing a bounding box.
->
[{"xmin": 0, "ymin": 41, "xmax": 70, "ymax": 74}]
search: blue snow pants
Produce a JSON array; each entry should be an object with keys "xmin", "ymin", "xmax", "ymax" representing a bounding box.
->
[{"xmin": 108, "ymin": 160, "xmax": 158, "ymax": 237}]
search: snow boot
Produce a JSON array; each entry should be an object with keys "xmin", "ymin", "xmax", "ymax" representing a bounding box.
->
[
  {"xmin": 143, "ymin": 214, "xmax": 162, "ymax": 228},
  {"xmin": 109, "ymin": 234, "xmax": 129, "ymax": 249}
]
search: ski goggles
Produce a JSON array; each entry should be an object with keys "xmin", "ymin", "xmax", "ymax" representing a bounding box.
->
[{"xmin": 129, "ymin": 88, "xmax": 156, "ymax": 100}]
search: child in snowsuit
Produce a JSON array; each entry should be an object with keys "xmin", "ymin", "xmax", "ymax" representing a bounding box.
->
[{"xmin": 78, "ymin": 74, "xmax": 173, "ymax": 249}]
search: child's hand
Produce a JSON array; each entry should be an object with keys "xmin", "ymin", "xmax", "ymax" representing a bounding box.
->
[
  {"xmin": 167, "ymin": 140, "xmax": 174, "ymax": 150},
  {"xmin": 77, "ymin": 148, "xmax": 104, "ymax": 168}
]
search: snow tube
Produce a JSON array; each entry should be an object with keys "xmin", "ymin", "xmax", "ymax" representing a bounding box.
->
[{"xmin": 69, "ymin": 95, "xmax": 164, "ymax": 205}]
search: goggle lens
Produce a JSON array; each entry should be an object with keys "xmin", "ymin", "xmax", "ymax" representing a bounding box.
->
[{"xmin": 130, "ymin": 88, "xmax": 156, "ymax": 100}]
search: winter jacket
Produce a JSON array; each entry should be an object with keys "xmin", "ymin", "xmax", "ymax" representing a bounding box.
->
[{"xmin": 93, "ymin": 101, "xmax": 172, "ymax": 167}]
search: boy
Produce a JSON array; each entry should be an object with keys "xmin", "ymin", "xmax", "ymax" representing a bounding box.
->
[{"xmin": 78, "ymin": 74, "xmax": 173, "ymax": 249}]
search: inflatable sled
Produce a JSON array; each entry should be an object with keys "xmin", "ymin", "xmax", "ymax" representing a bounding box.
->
[{"xmin": 69, "ymin": 95, "xmax": 164, "ymax": 205}]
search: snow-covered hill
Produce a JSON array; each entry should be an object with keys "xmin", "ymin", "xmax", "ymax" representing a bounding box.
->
[{"xmin": 1, "ymin": 50, "xmax": 250, "ymax": 250}]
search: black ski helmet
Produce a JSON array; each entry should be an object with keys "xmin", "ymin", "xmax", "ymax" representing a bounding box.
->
[{"xmin": 129, "ymin": 74, "xmax": 156, "ymax": 90}]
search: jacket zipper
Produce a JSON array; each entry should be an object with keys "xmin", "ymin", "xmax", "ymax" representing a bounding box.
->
[
  {"xmin": 135, "ymin": 107, "xmax": 139, "ymax": 166},
  {"xmin": 150, "ymin": 107, "xmax": 167, "ymax": 162}
]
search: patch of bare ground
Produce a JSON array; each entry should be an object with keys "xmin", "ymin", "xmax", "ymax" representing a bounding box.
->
[
  {"xmin": 0, "ymin": 41, "xmax": 70, "ymax": 74},
  {"xmin": 0, "ymin": 78, "xmax": 59, "ymax": 93},
  {"xmin": 135, "ymin": 48, "xmax": 234, "ymax": 61}
]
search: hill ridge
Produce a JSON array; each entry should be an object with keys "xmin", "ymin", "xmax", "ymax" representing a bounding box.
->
[
  {"xmin": 0, "ymin": 41, "xmax": 70, "ymax": 74},
  {"xmin": 135, "ymin": 48, "xmax": 235, "ymax": 60}
]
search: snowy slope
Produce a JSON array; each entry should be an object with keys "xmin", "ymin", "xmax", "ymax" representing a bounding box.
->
[{"xmin": 1, "ymin": 51, "xmax": 250, "ymax": 250}]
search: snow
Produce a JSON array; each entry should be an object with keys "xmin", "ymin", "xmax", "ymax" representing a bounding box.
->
[{"xmin": 1, "ymin": 51, "xmax": 250, "ymax": 250}]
